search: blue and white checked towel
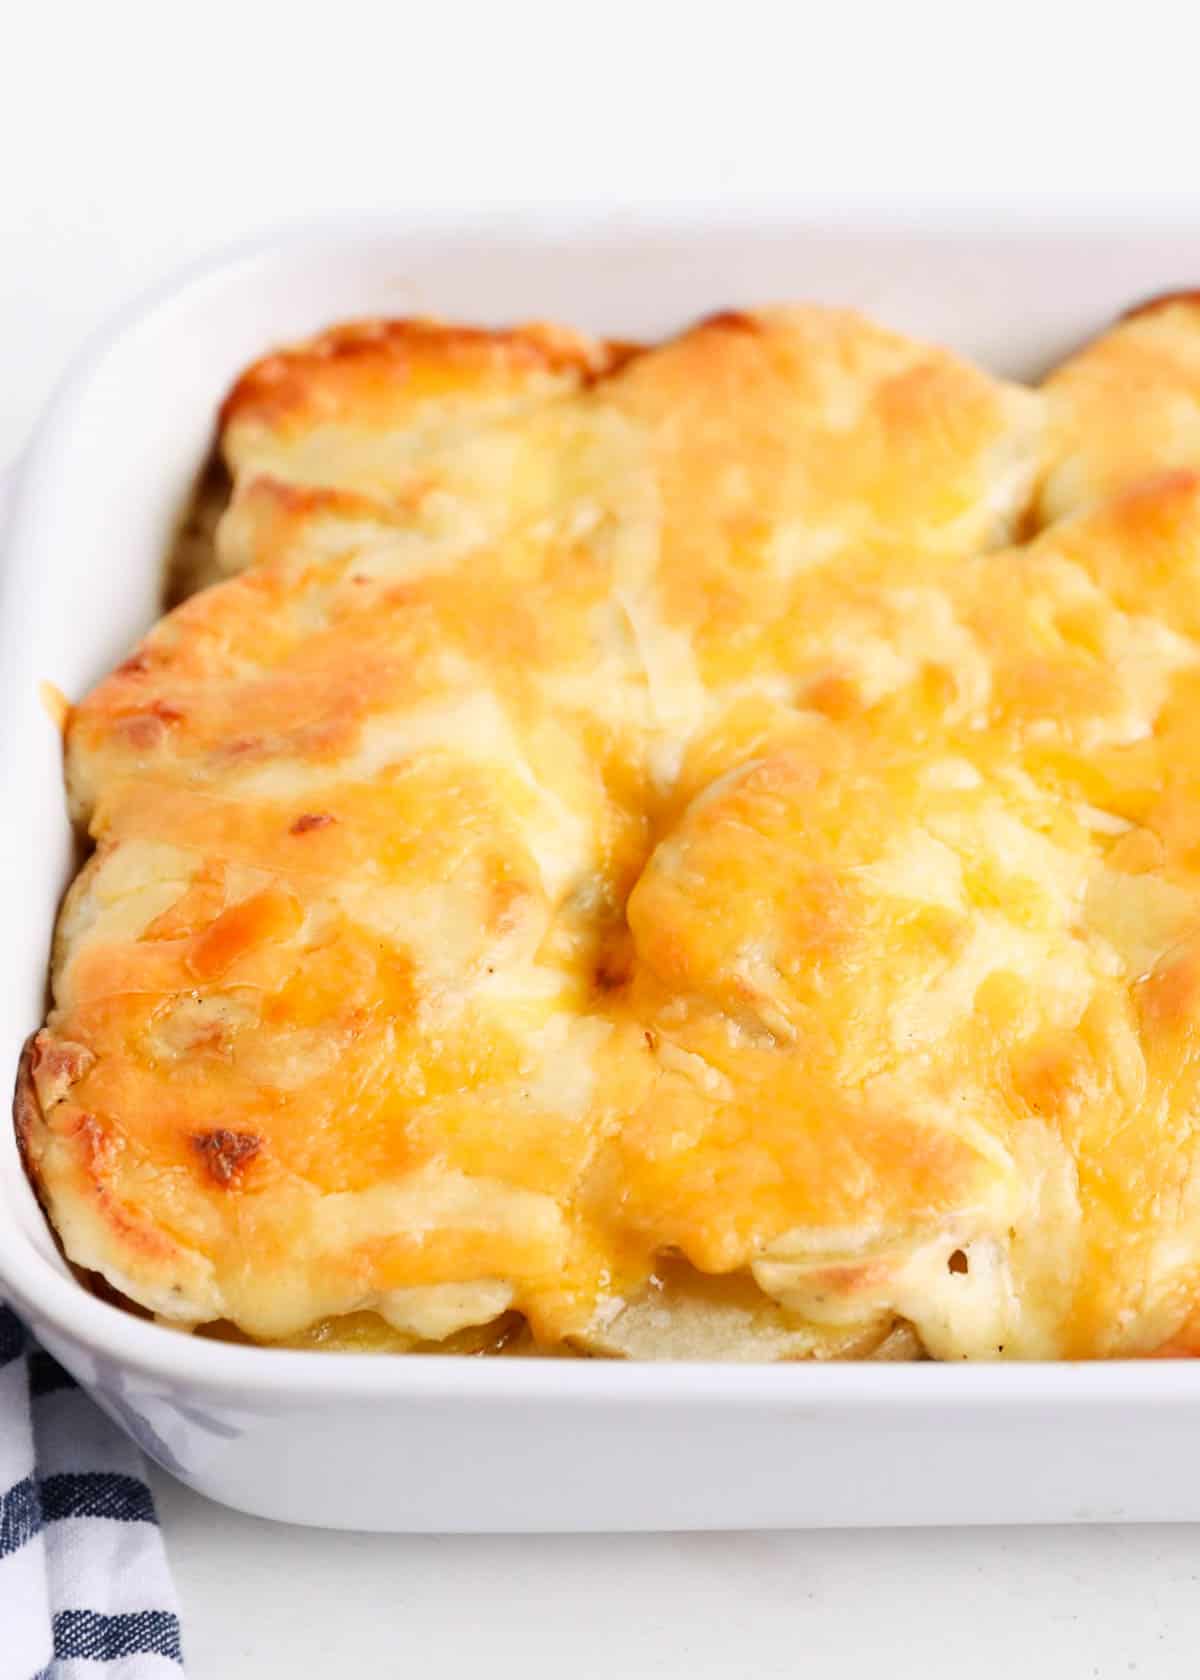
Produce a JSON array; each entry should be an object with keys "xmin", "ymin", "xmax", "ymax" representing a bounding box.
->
[{"xmin": 0, "ymin": 1305, "xmax": 184, "ymax": 1677}]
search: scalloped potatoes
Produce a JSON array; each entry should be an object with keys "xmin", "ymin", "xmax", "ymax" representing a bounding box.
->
[{"xmin": 21, "ymin": 297, "xmax": 1200, "ymax": 1360}]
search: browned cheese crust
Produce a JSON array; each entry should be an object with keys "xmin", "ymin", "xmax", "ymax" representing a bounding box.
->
[{"xmin": 23, "ymin": 296, "xmax": 1200, "ymax": 1359}]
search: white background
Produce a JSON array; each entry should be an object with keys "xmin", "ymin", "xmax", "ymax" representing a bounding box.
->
[{"xmin": 8, "ymin": 3, "xmax": 1200, "ymax": 1673}]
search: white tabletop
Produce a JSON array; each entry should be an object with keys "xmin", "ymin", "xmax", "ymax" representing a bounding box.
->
[
  {"xmin": 153, "ymin": 1463, "xmax": 1200, "ymax": 1678},
  {"xmin": 8, "ymin": 3, "xmax": 1200, "ymax": 1673}
]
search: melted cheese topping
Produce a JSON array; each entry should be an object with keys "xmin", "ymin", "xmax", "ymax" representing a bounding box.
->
[
  {"xmin": 1040, "ymin": 292, "xmax": 1200, "ymax": 522},
  {"xmin": 26, "ymin": 301, "xmax": 1200, "ymax": 1360}
]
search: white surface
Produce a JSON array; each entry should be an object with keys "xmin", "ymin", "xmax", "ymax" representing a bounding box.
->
[
  {"xmin": 152, "ymin": 1463, "xmax": 1200, "ymax": 1680},
  {"xmin": 8, "ymin": 0, "xmax": 1200, "ymax": 1671}
]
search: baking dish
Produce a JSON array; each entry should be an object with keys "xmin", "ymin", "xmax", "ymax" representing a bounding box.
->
[{"xmin": 8, "ymin": 214, "xmax": 1200, "ymax": 1532}]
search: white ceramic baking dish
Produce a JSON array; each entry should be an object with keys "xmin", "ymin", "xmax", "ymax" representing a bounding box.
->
[{"xmin": 7, "ymin": 215, "xmax": 1200, "ymax": 1533}]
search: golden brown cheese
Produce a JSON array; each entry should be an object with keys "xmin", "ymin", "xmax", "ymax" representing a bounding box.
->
[
  {"xmin": 1040, "ymin": 293, "xmax": 1200, "ymax": 522},
  {"xmin": 26, "ymin": 298, "xmax": 1200, "ymax": 1360}
]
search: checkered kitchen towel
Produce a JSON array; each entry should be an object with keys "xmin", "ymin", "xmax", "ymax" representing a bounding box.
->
[{"xmin": 0, "ymin": 1305, "xmax": 184, "ymax": 1677}]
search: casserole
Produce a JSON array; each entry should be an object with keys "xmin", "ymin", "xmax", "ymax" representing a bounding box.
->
[{"xmin": 8, "ymin": 217, "xmax": 1200, "ymax": 1529}]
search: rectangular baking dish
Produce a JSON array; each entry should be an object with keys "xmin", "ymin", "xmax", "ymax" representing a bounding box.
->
[{"xmin": 6, "ymin": 213, "xmax": 1200, "ymax": 1533}]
